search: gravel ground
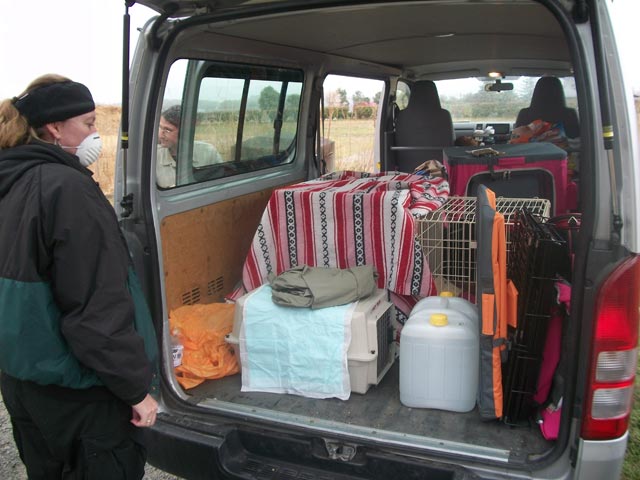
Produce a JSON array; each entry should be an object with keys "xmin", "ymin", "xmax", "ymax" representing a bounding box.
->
[
  {"xmin": 0, "ymin": 395, "xmax": 182, "ymax": 479},
  {"xmin": 0, "ymin": 395, "xmax": 26, "ymax": 480}
]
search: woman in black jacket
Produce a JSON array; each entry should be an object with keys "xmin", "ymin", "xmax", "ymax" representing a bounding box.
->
[{"xmin": 0, "ymin": 74, "xmax": 159, "ymax": 479}]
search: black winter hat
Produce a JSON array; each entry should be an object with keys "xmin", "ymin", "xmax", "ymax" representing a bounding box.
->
[{"xmin": 13, "ymin": 81, "xmax": 95, "ymax": 128}]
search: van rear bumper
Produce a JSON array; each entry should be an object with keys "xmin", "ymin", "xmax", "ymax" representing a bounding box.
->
[
  {"xmin": 573, "ymin": 433, "xmax": 628, "ymax": 480},
  {"xmin": 144, "ymin": 414, "xmax": 481, "ymax": 479},
  {"xmin": 144, "ymin": 415, "xmax": 376, "ymax": 480},
  {"xmin": 144, "ymin": 415, "xmax": 229, "ymax": 479}
]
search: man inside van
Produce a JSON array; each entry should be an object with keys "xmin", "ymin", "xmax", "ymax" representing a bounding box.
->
[{"xmin": 157, "ymin": 105, "xmax": 224, "ymax": 188}]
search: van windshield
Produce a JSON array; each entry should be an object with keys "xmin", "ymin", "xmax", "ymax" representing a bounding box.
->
[{"xmin": 433, "ymin": 76, "xmax": 578, "ymax": 123}]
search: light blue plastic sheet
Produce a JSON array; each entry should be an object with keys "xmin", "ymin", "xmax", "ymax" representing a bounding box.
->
[{"xmin": 239, "ymin": 284, "xmax": 353, "ymax": 399}]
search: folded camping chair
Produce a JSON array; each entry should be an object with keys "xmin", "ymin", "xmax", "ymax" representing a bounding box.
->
[{"xmin": 475, "ymin": 185, "xmax": 517, "ymax": 420}]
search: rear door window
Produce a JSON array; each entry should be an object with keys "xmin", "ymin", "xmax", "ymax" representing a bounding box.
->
[{"xmin": 157, "ymin": 59, "xmax": 303, "ymax": 189}]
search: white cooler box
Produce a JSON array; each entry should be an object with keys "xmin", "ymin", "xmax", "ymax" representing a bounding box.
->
[{"xmin": 226, "ymin": 288, "xmax": 397, "ymax": 394}]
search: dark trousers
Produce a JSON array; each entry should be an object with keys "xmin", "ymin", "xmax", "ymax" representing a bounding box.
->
[{"xmin": 1, "ymin": 373, "xmax": 146, "ymax": 480}]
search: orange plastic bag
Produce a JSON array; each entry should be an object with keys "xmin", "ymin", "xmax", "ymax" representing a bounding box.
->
[
  {"xmin": 169, "ymin": 302, "xmax": 239, "ymax": 389},
  {"xmin": 509, "ymin": 119, "xmax": 551, "ymax": 144}
]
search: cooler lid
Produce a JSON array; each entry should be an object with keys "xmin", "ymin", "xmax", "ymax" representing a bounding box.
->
[{"xmin": 444, "ymin": 142, "xmax": 567, "ymax": 165}]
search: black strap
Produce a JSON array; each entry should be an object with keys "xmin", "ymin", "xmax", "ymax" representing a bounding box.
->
[{"xmin": 317, "ymin": 87, "xmax": 326, "ymax": 175}]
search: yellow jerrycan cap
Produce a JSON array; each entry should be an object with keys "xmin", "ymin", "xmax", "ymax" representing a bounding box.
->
[{"xmin": 429, "ymin": 313, "xmax": 449, "ymax": 326}]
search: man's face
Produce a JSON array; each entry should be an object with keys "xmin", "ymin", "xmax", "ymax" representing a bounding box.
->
[{"xmin": 159, "ymin": 116, "xmax": 179, "ymax": 151}]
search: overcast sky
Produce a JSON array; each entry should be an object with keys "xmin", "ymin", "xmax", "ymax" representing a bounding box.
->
[
  {"xmin": 0, "ymin": 0, "xmax": 639, "ymax": 104},
  {"xmin": 0, "ymin": 0, "xmax": 155, "ymax": 104}
]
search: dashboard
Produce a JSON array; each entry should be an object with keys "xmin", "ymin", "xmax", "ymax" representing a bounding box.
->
[{"xmin": 453, "ymin": 122, "xmax": 514, "ymax": 144}]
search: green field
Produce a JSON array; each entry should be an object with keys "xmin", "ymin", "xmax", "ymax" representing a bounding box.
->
[
  {"xmin": 622, "ymin": 360, "xmax": 640, "ymax": 479},
  {"xmin": 194, "ymin": 117, "xmax": 379, "ymax": 172},
  {"xmin": 324, "ymin": 118, "xmax": 378, "ymax": 172}
]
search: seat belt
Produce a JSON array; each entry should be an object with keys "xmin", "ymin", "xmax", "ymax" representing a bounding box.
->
[{"xmin": 316, "ymin": 88, "xmax": 327, "ymax": 175}]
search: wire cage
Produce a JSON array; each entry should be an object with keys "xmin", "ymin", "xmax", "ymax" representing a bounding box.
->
[
  {"xmin": 416, "ymin": 196, "xmax": 551, "ymax": 302},
  {"xmin": 502, "ymin": 209, "xmax": 568, "ymax": 424}
]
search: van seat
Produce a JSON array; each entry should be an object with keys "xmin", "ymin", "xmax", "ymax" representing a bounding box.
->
[
  {"xmin": 515, "ymin": 76, "xmax": 579, "ymax": 138},
  {"xmin": 394, "ymin": 80, "xmax": 455, "ymax": 171}
]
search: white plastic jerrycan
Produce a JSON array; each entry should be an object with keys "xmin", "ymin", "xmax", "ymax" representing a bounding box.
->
[{"xmin": 400, "ymin": 310, "xmax": 479, "ymax": 412}]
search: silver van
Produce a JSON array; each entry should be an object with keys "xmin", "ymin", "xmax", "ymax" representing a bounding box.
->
[{"xmin": 117, "ymin": 1, "xmax": 639, "ymax": 478}]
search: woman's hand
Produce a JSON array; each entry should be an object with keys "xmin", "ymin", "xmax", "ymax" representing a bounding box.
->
[{"xmin": 130, "ymin": 394, "xmax": 159, "ymax": 428}]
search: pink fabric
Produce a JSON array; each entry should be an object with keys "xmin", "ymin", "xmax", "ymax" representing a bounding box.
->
[
  {"xmin": 229, "ymin": 171, "xmax": 450, "ymax": 323},
  {"xmin": 556, "ymin": 281, "xmax": 571, "ymax": 310},
  {"xmin": 540, "ymin": 406, "xmax": 562, "ymax": 440},
  {"xmin": 565, "ymin": 179, "xmax": 578, "ymax": 212},
  {"xmin": 535, "ymin": 281, "xmax": 571, "ymax": 441},
  {"xmin": 533, "ymin": 307, "xmax": 563, "ymax": 405}
]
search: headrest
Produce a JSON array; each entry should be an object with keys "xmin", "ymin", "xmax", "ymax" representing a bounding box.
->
[
  {"xmin": 530, "ymin": 77, "xmax": 567, "ymax": 109},
  {"xmin": 407, "ymin": 80, "xmax": 442, "ymax": 110}
]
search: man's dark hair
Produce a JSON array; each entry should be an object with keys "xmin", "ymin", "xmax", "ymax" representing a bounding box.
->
[{"xmin": 162, "ymin": 105, "xmax": 181, "ymax": 128}]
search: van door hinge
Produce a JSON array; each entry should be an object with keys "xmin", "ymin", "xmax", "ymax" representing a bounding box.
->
[
  {"xmin": 120, "ymin": 193, "xmax": 134, "ymax": 218},
  {"xmin": 573, "ymin": 0, "xmax": 588, "ymax": 23},
  {"xmin": 324, "ymin": 440, "xmax": 357, "ymax": 462}
]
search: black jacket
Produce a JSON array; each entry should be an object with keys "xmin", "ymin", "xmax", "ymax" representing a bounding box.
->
[{"xmin": 0, "ymin": 141, "xmax": 157, "ymax": 405}]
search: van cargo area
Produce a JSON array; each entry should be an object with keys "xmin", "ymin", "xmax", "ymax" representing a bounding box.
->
[
  {"xmin": 159, "ymin": 179, "xmax": 560, "ymax": 463},
  {"xmin": 188, "ymin": 359, "xmax": 551, "ymax": 461}
]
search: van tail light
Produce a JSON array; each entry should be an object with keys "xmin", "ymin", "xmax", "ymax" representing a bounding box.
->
[{"xmin": 581, "ymin": 255, "xmax": 640, "ymax": 440}]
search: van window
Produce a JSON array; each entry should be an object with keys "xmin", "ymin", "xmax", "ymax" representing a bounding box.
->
[
  {"xmin": 322, "ymin": 75, "xmax": 385, "ymax": 173},
  {"xmin": 157, "ymin": 59, "xmax": 303, "ymax": 189}
]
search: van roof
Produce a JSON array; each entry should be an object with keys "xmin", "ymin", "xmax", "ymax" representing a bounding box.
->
[{"xmin": 134, "ymin": 0, "xmax": 574, "ymax": 80}]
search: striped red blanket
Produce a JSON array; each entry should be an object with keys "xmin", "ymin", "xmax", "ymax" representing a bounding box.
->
[{"xmin": 229, "ymin": 171, "xmax": 450, "ymax": 326}]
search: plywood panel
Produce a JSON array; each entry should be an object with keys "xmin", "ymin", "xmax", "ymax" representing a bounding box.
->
[{"xmin": 161, "ymin": 188, "xmax": 276, "ymax": 311}]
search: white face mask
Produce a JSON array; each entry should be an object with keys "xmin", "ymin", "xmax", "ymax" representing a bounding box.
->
[{"xmin": 61, "ymin": 133, "xmax": 103, "ymax": 167}]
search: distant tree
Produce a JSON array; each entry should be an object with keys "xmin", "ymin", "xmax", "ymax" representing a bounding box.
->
[
  {"xmin": 324, "ymin": 89, "xmax": 349, "ymax": 120},
  {"xmin": 353, "ymin": 104, "xmax": 375, "ymax": 119},
  {"xmin": 286, "ymin": 93, "xmax": 300, "ymax": 110},
  {"xmin": 323, "ymin": 89, "xmax": 343, "ymax": 140},
  {"xmin": 285, "ymin": 94, "xmax": 301, "ymax": 120},
  {"xmin": 324, "ymin": 89, "xmax": 339, "ymax": 119},
  {"xmin": 515, "ymin": 77, "xmax": 538, "ymax": 101},
  {"xmin": 219, "ymin": 99, "xmax": 241, "ymax": 110},
  {"xmin": 373, "ymin": 91, "xmax": 382, "ymax": 104},
  {"xmin": 352, "ymin": 90, "xmax": 370, "ymax": 105},
  {"xmin": 337, "ymin": 88, "xmax": 349, "ymax": 107},
  {"xmin": 259, "ymin": 86, "xmax": 280, "ymax": 120}
]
